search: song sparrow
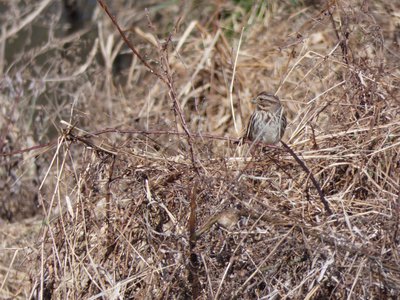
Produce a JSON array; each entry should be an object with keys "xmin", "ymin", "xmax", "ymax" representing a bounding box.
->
[{"xmin": 244, "ymin": 92, "xmax": 287, "ymax": 144}]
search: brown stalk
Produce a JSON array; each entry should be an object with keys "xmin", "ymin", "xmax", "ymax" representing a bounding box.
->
[
  {"xmin": 281, "ymin": 141, "xmax": 333, "ymax": 215},
  {"xmin": 97, "ymin": 0, "xmax": 199, "ymax": 172},
  {"xmin": 188, "ymin": 179, "xmax": 201, "ymax": 299},
  {"xmin": 97, "ymin": 0, "xmax": 164, "ymax": 81}
]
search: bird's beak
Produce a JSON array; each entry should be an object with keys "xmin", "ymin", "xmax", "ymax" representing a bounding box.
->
[{"xmin": 251, "ymin": 98, "xmax": 257, "ymax": 104}]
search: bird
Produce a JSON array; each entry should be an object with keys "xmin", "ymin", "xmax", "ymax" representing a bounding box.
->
[{"xmin": 244, "ymin": 92, "xmax": 287, "ymax": 145}]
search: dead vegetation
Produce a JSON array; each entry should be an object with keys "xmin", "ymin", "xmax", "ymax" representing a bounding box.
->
[{"xmin": 1, "ymin": 0, "xmax": 400, "ymax": 299}]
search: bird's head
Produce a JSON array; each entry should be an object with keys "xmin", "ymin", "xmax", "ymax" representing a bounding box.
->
[{"xmin": 251, "ymin": 92, "xmax": 281, "ymax": 112}]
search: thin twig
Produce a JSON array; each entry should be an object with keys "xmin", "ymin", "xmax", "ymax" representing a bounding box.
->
[
  {"xmin": 188, "ymin": 179, "xmax": 201, "ymax": 298},
  {"xmin": 97, "ymin": 0, "xmax": 164, "ymax": 81},
  {"xmin": 98, "ymin": 0, "xmax": 199, "ymax": 171},
  {"xmin": 281, "ymin": 141, "xmax": 333, "ymax": 215},
  {"xmin": 0, "ymin": 125, "xmax": 292, "ymax": 158}
]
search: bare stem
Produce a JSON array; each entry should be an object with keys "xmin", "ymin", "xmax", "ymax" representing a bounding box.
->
[{"xmin": 281, "ymin": 141, "xmax": 333, "ymax": 215}]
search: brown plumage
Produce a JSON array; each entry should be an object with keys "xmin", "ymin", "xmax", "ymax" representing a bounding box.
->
[{"xmin": 244, "ymin": 92, "xmax": 287, "ymax": 144}]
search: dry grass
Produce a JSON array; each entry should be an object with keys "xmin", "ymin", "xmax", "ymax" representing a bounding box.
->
[{"xmin": 1, "ymin": 0, "xmax": 400, "ymax": 299}]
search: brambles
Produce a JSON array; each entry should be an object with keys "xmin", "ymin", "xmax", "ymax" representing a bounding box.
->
[{"xmin": 1, "ymin": 1, "xmax": 399, "ymax": 299}]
